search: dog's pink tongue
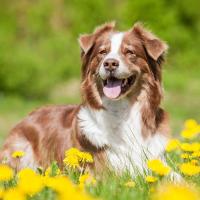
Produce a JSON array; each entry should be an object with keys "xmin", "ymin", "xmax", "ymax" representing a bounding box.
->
[{"xmin": 103, "ymin": 79, "xmax": 122, "ymax": 99}]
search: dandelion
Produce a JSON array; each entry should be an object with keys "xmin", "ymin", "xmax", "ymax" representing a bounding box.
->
[
  {"xmin": 12, "ymin": 151, "xmax": 25, "ymax": 158},
  {"xmin": 181, "ymin": 119, "xmax": 200, "ymax": 139},
  {"xmin": 184, "ymin": 119, "xmax": 198, "ymax": 129},
  {"xmin": 44, "ymin": 176, "xmax": 72, "ymax": 193},
  {"xmin": 18, "ymin": 168, "xmax": 44, "ymax": 195},
  {"xmin": 78, "ymin": 152, "xmax": 94, "ymax": 164},
  {"xmin": 65, "ymin": 148, "xmax": 80, "ymax": 157},
  {"xmin": 151, "ymin": 183, "xmax": 199, "ymax": 200},
  {"xmin": 145, "ymin": 175, "xmax": 158, "ymax": 183},
  {"xmin": 0, "ymin": 164, "xmax": 14, "ymax": 181},
  {"xmin": 63, "ymin": 148, "xmax": 93, "ymax": 169},
  {"xmin": 124, "ymin": 181, "xmax": 136, "ymax": 188},
  {"xmin": 0, "ymin": 188, "xmax": 4, "ymax": 198},
  {"xmin": 59, "ymin": 191, "xmax": 93, "ymax": 200},
  {"xmin": 147, "ymin": 159, "xmax": 171, "ymax": 176},
  {"xmin": 166, "ymin": 139, "xmax": 180, "ymax": 152},
  {"xmin": 44, "ymin": 176, "xmax": 93, "ymax": 200},
  {"xmin": 3, "ymin": 188, "xmax": 25, "ymax": 200},
  {"xmin": 191, "ymin": 159, "xmax": 198, "ymax": 165},
  {"xmin": 180, "ymin": 153, "xmax": 190, "ymax": 159},
  {"xmin": 181, "ymin": 129, "xmax": 200, "ymax": 139},
  {"xmin": 180, "ymin": 142, "xmax": 200, "ymax": 152},
  {"xmin": 63, "ymin": 155, "xmax": 80, "ymax": 169},
  {"xmin": 191, "ymin": 151, "xmax": 200, "ymax": 158},
  {"xmin": 179, "ymin": 162, "xmax": 200, "ymax": 176}
]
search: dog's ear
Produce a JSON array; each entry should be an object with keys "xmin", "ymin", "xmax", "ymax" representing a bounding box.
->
[
  {"xmin": 78, "ymin": 34, "xmax": 94, "ymax": 55},
  {"xmin": 132, "ymin": 23, "xmax": 168, "ymax": 61},
  {"xmin": 78, "ymin": 21, "xmax": 116, "ymax": 54}
]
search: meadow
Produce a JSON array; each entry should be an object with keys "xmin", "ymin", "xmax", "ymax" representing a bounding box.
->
[
  {"xmin": 0, "ymin": 120, "xmax": 200, "ymax": 200},
  {"xmin": 0, "ymin": 0, "xmax": 200, "ymax": 199}
]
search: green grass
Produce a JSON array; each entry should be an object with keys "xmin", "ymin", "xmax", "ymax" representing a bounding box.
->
[{"xmin": 163, "ymin": 68, "xmax": 200, "ymax": 133}]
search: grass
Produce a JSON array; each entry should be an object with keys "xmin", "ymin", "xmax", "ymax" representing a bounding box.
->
[{"xmin": 1, "ymin": 141, "xmax": 200, "ymax": 200}]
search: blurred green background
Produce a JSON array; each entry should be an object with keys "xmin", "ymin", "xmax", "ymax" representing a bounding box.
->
[{"xmin": 0, "ymin": 0, "xmax": 200, "ymax": 145}]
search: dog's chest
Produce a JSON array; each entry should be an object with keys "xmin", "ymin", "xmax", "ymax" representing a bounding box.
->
[
  {"xmin": 78, "ymin": 100, "xmax": 144, "ymax": 165},
  {"xmin": 78, "ymin": 99, "xmax": 167, "ymax": 173}
]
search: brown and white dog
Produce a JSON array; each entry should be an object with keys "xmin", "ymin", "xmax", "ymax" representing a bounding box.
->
[{"xmin": 0, "ymin": 22, "xmax": 170, "ymax": 175}]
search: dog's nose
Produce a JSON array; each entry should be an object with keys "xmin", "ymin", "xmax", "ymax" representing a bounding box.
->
[{"xmin": 103, "ymin": 58, "xmax": 119, "ymax": 72}]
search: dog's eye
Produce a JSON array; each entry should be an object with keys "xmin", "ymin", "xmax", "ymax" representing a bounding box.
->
[
  {"xmin": 125, "ymin": 49, "xmax": 136, "ymax": 57},
  {"xmin": 98, "ymin": 49, "xmax": 107, "ymax": 55}
]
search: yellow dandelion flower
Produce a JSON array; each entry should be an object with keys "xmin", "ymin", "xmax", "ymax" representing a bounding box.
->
[
  {"xmin": 166, "ymin": 139, "xmax": 180, "ymax": 152},
  {"xmin": 45, "ymin": 176, "xmax": 73, "ymax": 193},
  {"xmin": 3, "ymin": 188, "xmax": 25, "ymax": 200},
  {"xmin": 189, "ymin": 143, "xmax": 200, "ymax": 152},
  {"xmin": 191, "ymin": 159, "xmax": 199, "ymax": 165},
  {"xmin": 147, "ymin": 159, "xmax": 171, "ymax": 176},
  {"xmin": 181, "ymin": 119, "xmax": 200, "ymax": 139},
  {"xmin": 181, "ymin": 153, "xmax": 190, "ymax": 159},
  {"xmin": 12, "ymin": 151, "xmax": 25, "ymax": 158},
  {"xmin": 0, "ymin": 188, "xmax": 4, "ymax": 198},
  {"xmin": 65, "ymin": 148, "xmax": 80, "ymax": 157},
  {"xmin": 18, "ymin": 168, "xmax": 36, "ymax": 178},
  {"xmin": 64, "ymin": 148, "xmax": 94, "ymax": 168},
  {"xmin": 152, "ymin": 183, "xmax": 199, "ymax": 200},
  {"xmin": 18, "ymin": 168, "xmax": 44, "ymax": 195},
  {"xmin": 78, "ymin": 152, "xmax": 94, "ymax": 163},
  {"xmin": 63, "ymin": 155, "xmax": 80, "ymax": 169},
  {"xmin": 180, "ymin": 142, "xmax": 200, "ymax": 152},
  {"xmin": 124, "ymin": 181, "xmax": 136, "ymax": 188},
  {"xmin": 79, "ymin": 173, "xmax": 96, "ymax": 189},
  {"xmin": 58, "ymin": 190, "xmax": 93, "ymax": 200},
  {"xmin": 0, "ymin": 164, "xmax": 14, "ymax": 181},
  {"xmin": 179, "ymin": 162, "xmax": 200, "ymax": 176},
  {"xmin": 145, "ymin": 175, "xmax": 158, "ymax": 183},
  {"xmin": 184, "ymin": 119, "xmax": 198, "ymax": 129},
  {"xmin": 191, "ymin": 151, "xmax": 200, "ymax": 158},
  {"xmin": 181, "ymin": 128, "xmax": 200, "ymax": 139}
]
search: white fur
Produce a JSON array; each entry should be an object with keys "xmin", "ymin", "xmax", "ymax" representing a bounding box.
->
[
  {"xmin": 78, "ymin": 98, "xmax": 168, "ymax": 175},
  {"xmin": 109, "ymin": 32, "xmax": 124, "ymax": 55},
  {"xmin": 2, "ymin": 138, "xmax": 39, "ymax": 170},
  {"xmin": 99, "ymin": 32, "xmax": 130, "ymax": 80}
]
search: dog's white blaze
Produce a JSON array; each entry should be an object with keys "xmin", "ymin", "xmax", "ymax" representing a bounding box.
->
[
  {"xmin": 109, "ymin": 32, "xmax": 124, "ymax": 55},
  {"xmin": 99, "ymin": 32, "xmax": 130, "ymax": 79},
  {"xmin": 78, "ymin": 98, "xmax": 167, "ymax": 175}
]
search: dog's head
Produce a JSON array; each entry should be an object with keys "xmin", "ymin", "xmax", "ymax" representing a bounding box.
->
[{"xmin": 79, "ymin": 22, "xmax": 168, "ymax": 109}]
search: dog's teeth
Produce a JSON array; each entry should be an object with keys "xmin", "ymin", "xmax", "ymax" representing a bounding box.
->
[
  {"xmin": 122, "ymin": 79, "xmax": 127, "ymax": 87},
  {"xmin": 124, "ymin": 78, "xmax": 128, "ymax": 85}
]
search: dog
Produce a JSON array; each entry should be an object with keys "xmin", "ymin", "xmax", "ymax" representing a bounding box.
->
[{"xmin": 0, "ymin": 22, "xmax": 169, "ymax": 175}]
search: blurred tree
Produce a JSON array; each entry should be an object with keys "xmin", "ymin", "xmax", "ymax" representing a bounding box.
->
[{"xmin": 0, "ymin": 0, "xmax": 199, "ymax": 98}]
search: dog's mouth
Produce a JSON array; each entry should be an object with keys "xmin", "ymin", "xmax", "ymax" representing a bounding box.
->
[{"xmin": 102, "ymin": 74, "xmax": 136, "ymax": 99}]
